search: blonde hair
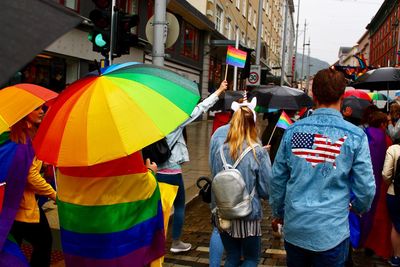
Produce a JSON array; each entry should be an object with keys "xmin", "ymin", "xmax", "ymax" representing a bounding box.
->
[{"xmin": 225, "ymin": 107, "xmax": 259, "ymax": 160}]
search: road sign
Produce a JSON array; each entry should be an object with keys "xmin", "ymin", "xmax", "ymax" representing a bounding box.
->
[{"xmin": 247, "ymin": 65, "xmax": 260, "ymax": 86}]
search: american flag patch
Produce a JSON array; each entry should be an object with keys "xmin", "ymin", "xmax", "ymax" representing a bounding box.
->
[{"xmin": 291, "ymin": 132, "xmax": 347, "ymax": 168}]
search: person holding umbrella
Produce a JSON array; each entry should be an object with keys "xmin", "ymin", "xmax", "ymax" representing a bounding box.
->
[{"xmin": 0, "ymin": 84, "xmax": 58, "ymax": 267}]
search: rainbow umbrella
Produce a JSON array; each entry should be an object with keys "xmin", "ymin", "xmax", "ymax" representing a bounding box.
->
[
  {"xmin": 368, "ymin": 92, "xmax": 390, "ymax": 101},
  {"xmin": 33, "ymin": 63, "xmax": 200, "ymax": 167},
  {"xmin": 0, "ymin": 83, "xmax": 58, "ymax": 134}
]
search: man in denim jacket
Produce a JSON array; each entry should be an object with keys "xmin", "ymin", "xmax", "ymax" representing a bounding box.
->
[{"xmin": 271, "ymin": 68, "xmax": 375, "ymax": 266}]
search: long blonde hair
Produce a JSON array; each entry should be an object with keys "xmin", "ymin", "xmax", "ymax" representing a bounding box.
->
[{"xmin": 225, "ymin": 106, "xmax": 259, "ymax": 160}]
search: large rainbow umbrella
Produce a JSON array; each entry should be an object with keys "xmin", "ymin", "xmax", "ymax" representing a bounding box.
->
[
  {"xmin": 33, "ymin": 63, "xmax": 200, "ymax": 167},
  {"xmin": 0, "ymin": 83, "xmax": 58, "ymax": 134}
]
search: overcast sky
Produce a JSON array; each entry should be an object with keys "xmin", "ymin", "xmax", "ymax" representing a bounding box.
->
[{"xmin": 295, "ymin": 0, "xmax": 384, "ymax": 64}]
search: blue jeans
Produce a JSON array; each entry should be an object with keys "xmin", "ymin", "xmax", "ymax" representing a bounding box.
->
[
  {"xmin": 220, "ymin": 231, "xmax": 261, "ymax": 267},
  {"xmin": 156, "ymin": 173, "xmax": 185, "ymax": 240},
  {"xmin": 284, "ymin": 238, "xmax": 349, "ymax": 267},
  {"xmin": 210, "ymin": 227, "xmax": 224, "ymax": 267}
]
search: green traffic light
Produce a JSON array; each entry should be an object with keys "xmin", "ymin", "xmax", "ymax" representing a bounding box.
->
[
  {"xmin": 95, "ymin": 33, "xmax": 107, "ymax": 47},
  {"xmin": 88, "ymin": 32, "xmax": 94, "ymax": 42}
]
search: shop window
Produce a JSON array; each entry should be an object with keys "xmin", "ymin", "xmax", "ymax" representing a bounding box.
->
[{"xmin": 180, "ymin": 22, "xmax": 199, "ymax": 61}]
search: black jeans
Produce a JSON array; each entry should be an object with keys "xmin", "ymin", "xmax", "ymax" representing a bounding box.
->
[{"xmin": 10, "ymin": 207, "xmax": 52, "ymax": 267}]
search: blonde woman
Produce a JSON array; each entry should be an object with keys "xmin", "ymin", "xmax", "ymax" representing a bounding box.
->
[{"xmin": 209, "ymin": 98, "xmax": 271, "ymax": 266}]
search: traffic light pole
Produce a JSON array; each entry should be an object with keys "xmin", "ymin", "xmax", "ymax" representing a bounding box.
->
[
  {"xmin": 153, "ymin": 0, "xmax": 167, "ymax": 66},
  {"xmin": 109, "ymin": 0, "xmax": 116, "ymax": 64}
]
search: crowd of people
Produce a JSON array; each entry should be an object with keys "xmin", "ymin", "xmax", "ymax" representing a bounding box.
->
[{"xmin": 2, "ymin": 67, "xmax": 400, "ymax": 267}]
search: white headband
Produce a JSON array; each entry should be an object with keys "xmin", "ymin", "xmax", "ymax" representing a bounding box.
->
[{"xmin": 231, "ymin": 97, "xmax": 257, "ymax": 122}]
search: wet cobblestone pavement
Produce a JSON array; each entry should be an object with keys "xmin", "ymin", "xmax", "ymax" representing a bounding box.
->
[{"xmin": 163, "ymin": 196, "xmax": 391, "ymax": 267}]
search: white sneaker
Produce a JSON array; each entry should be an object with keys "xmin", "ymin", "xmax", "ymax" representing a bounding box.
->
[{"xmin": 170, "ymin": 240, "xmax": 192, "ymax": 253}]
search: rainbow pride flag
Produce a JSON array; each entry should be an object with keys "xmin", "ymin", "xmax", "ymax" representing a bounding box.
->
[
  {"xmin": 226, "ymin": 46, "xmax": 247, "ymax": 68},
  {"xmin": 57, "ymin": 152, "xmax": 166, "ymax": 267},
  {"xmin": 276, "ymin": 111, "xmax": 293, "ymax": 129}
]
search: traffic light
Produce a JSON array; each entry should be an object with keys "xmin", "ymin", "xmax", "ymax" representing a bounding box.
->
[
  {"xmin": 88, "ymin": 0, "xmax": 112, "ymax": 57},
  {"xmin": 114, "ymin": 11, "xmax": 140, "ymax": 56}
]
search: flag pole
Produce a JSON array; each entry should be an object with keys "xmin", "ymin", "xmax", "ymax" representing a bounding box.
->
[
  {"xmin": 267, "ymin": 125, "xmax": 277, "ymax": 146},
  {"xmin": 224, "ymin": 64, "xmax": 229, "ymax": 81}
]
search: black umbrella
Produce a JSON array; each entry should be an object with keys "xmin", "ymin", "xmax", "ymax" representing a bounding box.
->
[
  {"xmin": 351, "ymin": 67, "xmax": 400, "ymax": 90},
  {"xmin": 210, "ymin": 90, "xmax": 248, "ymax": 111},
  {"xmin": 342, "ymin": 96, "xmax": 371, "ymax": 120},
  {"xmin": 0, "ymin": 0, "xmax": 82, "ymax": 85},
  {"xmin": 248, "ymin": 85, "xmax": 313, "ymax": 110}
]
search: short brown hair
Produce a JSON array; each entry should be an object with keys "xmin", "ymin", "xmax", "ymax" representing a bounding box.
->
[
  {"xmin": 312, "ymin": 68, "xmax": 347, "ymax": 105},
  {"xmin": 368, "ymin": 111, "xmax": 387, "ymax": 128}
]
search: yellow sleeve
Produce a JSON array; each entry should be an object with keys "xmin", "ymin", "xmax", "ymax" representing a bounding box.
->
[{"xmin": 27, "ymin": 157, "xmax": 56, "ymax": 200}]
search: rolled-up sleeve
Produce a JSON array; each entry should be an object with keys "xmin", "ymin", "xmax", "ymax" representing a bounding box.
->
[
  {"xmin": 270, "ymin": 134, "xmax": 290, "ymax": 219},
  {"xmin": 349, "ymin": 134, "xmax": 376, "ymax": 214},
  {"xmin": 27, "ymin": 158, "xmax": 56, "ymax": 200}
]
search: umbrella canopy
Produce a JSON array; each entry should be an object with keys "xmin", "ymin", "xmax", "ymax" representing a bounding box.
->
[
  {"xmin": 33, "ymin": 63, "xmax": 201, "ymax": 167},
  {"xmin": 0, "ymin": 83, "xmax": 58, "ymax": 134},
  {"xmin": 0, "ymin": 0, "xmax": 81, "ymax": 85},
  {"xmin": 342, "ymin": 96, "xmax": 371, "ymax": 120},
  {"xmin": 368, "ymin": 92, "xmax": 390, "ymax": 101},
  {"xmin": 248, "ymin": 85, "xmax": 313, "ymax": 110},
  {"xmin": 351, "ymin": 67, "xmax": 400, "ymax": 90},
  {"xmin": 210, "ymin": 90, "xmax": 246, "ymax": 111},
  {"xmin": 344, "ymin": 90, "xmax": 372, "ymax": 101}
]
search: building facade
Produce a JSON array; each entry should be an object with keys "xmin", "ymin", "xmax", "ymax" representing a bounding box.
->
[{"xmin": 368, "ymin": 0, "xmax": 400, "ymax": 67}]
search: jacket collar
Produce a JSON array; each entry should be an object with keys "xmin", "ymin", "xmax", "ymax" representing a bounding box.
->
[{"xmin": 311, "ymin": 108, "xmax": 342, "ymax": 118}]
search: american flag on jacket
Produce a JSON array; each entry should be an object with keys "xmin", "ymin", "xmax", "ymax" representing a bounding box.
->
[{"xmin": 291, "ymin": 132, "xmax": 347, "ymax": 168}]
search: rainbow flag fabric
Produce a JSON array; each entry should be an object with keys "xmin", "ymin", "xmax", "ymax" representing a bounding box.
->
[
  {"xmin": 226, "ymin": 46, "xmax": 247, "ymax": 68},
  {"xmin": 57, "ymin": 152, "xmax": 166, "ymax": 267},
  {"xmin": 276, "ymin": 111, "xmax": 293, "ymax": 129}
]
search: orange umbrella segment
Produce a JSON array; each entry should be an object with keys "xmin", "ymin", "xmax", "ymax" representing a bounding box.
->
[{"xmin": 0, "ymin": 83, "xmax": 58, "ymax": 134}]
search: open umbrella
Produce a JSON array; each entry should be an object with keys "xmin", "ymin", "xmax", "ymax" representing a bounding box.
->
[
  {"xmin": 0, "ymin": 0, "xmax": 81, "ymax": 85},
  {"xmin": 248, "ymin": 85, "xmax": 313, "ymax": 110},
  {"xmin": 33, "ymin": 63, "xmax": 200, "ymax": 167},
  {"xmin": 344, "ymin": 89, "xmax": 372, "ymax": 102},
  {"xmin": 210, "ymin": 90, "xmax": 246, "ymax": 111},
  {"xmin": 351, "ymin": 67, "xmax": 400, "ymax": 90},
  {"xmin": 368, "ymin": 92, "xmax": 391, "ymax": 101},
  {"xmin": 0, "ymin": 83, "xmax": 58, "ymax": 134},
  {"xmin": 342, "ymin": 96, "xmax": 371, "ymax": 120}
]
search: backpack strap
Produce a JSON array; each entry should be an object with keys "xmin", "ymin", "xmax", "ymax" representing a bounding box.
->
[
  {"xmin": 232, "ymin": 144, "xmax": 260, "ymax": 168},
  {"xmin": 219, "ymin": 144, "xmax": 260, "ymax": 170}
]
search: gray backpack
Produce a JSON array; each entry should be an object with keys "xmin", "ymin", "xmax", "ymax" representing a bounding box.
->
[{"xmin": 212, "ymin": 145, "xmax": 258, "ymax": 220}]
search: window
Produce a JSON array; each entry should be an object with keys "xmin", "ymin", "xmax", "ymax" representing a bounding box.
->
[
  {"xmin": 261, "ymin": 23, "xmax": 264, "ymax": 39},
  {"xmin": 253, "ymin": 10, "xmax": 257, "ymax": 28},
  {"xmin": 215, "ymin": 5, "xmax": 223, "ymax": 32},
  {"xmin": 242, "ymin": 0, "xmax": 247, "ymax": 17},
  {"xmin": 248, "ymin": 6, "xmax": 252, "ymax": 23},
  {"xmin": 226, "ymin": 18, "xmax": 232, "ymax": 40},
  {"xmin": 180, "ymin": 22, "xmax": 199, "ymax": 61},
  {"xmin": 236, "ymin": 0, "xmax": 241, "ymax": 10}
]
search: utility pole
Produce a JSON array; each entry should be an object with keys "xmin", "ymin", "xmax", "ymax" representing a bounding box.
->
[
  {"xmin": 305, "ymin": 38, "xmax": 311, "ymax": 93},
  {"xmin": 300, "ymin": 19, "xmax": 307, "ymax": 90},
  {"xmin": 153, "ymin": 0, "xmax": 167, "ymax": 66},
  {"xmin": 280, "ymin": 0, "xmax": 289, "ymax": 86},
  {"xmin": 108, "ymin": 0, "xmax": 116, "ymax": 64},
  {"xmin": 292, "ymin": 0, "xmax": 300, "ymax": 84}
]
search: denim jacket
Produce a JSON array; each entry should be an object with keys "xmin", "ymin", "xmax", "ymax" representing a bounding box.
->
[
  {"xmin": 159, "ymin": 92, "xmax": 219, "ymax": 170},
  {"xmin": 271, "ymin": 108, "xmax": 375, "ymax": 251},
  {"xmin": 209, "ymin": 128, "xmax": 271, "ymax": 220}
]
